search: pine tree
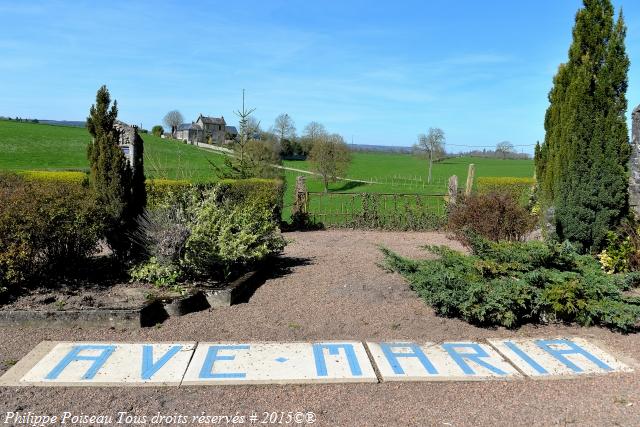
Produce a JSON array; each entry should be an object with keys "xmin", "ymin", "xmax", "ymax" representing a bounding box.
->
[
  {"xmin": 536, "ymin": 0, "xmax": 630, "ymax": 252},
  {"xmin": 87, "ymin": 85, "xmax": 139, "ymax": 258}
]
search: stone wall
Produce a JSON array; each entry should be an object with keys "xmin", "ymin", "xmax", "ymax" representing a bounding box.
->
[
  {"xmin": 114, "ymin": 120, "xmax": 138, "ymax": 146},
  {"xmin": 630, "ymin": 105, "xmax": 640, "ymax": 214}
]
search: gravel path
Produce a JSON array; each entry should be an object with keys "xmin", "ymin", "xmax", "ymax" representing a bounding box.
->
[{"xmin": 0, "ymin": 230, "xmax": 638, "ymax": 426}]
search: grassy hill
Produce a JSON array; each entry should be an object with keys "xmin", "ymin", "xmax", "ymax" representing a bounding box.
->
[
  {"xmin": 0, "ymin": 120, "xmax": 225, "ymax": 183},
  {"xmin": 0, "ymin": 120, "xmax": 535, "ymax": 219}
]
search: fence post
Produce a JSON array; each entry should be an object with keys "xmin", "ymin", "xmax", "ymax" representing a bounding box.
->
[
  {"xmin": 465, "ymin": 164, "xmax": 475, "ymax": 196},
  {"xmin": 292, "ymin": 175, "xmax": 308, "ymax": 216},
  {"xmin": 448, "ymin": 175, "xmax": 458, "ymax": 205}
]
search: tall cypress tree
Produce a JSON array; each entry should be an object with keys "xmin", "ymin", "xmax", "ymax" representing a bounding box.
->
[
  {"xmin": 536, "ymin": 0, "xmax": 630, "ymax": 252},
  {"xmin": 87, "ymin": 85, "xmax": 136, "ymax": 258}
]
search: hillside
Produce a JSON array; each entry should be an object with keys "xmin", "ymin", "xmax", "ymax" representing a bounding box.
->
[
  {"xmin": 0, "ymin": 120, "xmax": 226, "ymax": 183},
  {"xmin": 0, "ymin": 120, "xmax": 535, "ymax": 218}
]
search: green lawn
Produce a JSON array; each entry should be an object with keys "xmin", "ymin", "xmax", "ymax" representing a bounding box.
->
[{"xmin": 0, "ymin": 120, "xmax": 535, "ymax": 221}]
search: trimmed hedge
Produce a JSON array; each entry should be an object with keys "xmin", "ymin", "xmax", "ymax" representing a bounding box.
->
[
  {"xmin": 17, "ymin": 170, "xmax": 88, "ymax": 184},
  {"xmin": 476, "ymin": 176, "xmax": 535, "ymax": 204},
  {"xmin": 0, "ymin": 173, "xmax": 104, "ymax": 293},
  {"xmin": 213, "ymin": 178, "xmax": 285, "ymax": 221},
  {"xmin": 14, "ymin": 173, "xmax": 284, "ymax": 221},
  {"xmin": 146, "ymin": 179, "xmax": 204, "ymax": 209},
  {"xmin": 146, "ymin": 178, "xmax": 284, "ymax": 221}
]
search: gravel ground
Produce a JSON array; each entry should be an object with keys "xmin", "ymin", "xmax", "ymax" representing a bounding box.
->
[{"xmin": 0, "ymin": 230, "xmax": 638, "ymax": 426}]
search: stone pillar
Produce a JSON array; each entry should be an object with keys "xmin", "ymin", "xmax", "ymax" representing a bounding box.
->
[
  {"xmin": 292, "ymin": 176, "xmax": 308, "ymax": 216},
  {"xmin": 630, "ymin": 105, "xmax": 640, "ymax": 215},
  {"xmin": 465, "ymin": 164, "xmax": 475, "ymax": 196},
  {"xmin": 448, "ymin": 175, "xmax": 458, "ymax": 205}
]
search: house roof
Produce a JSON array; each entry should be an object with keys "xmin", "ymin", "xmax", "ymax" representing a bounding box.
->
[
  {"xmin": 225, "ymin": 126, "xmax": 238, "ymax": 134},
  {"xmin": 197, "ymin": 114, "xmax": 226, "ymax": 125},
  {"xmin": 177, "ymin": 123, "xmax": 202, "ymax": 131}
]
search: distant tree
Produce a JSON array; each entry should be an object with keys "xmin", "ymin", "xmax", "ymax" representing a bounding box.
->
[
  {"xmin": 244, "ymin": 139, "xmax": 283, "ymax": 179},
  {"xmin": 245, "ymin": 116, "xmax": 262, "ymax": 139},
  {"xmin": 301, "ymin": 121, "xmax": 327, "ymax": 156},
  {"xmin": 87, "ymin": 85, "xmax": 144, "ymax": 258},
  {"xmin": 495, "ymin": 141, "xmax": 515, "ymax": 159},
  {"xmin": 272, "ymin": 113, "xmax": 296, "ymax": 142},
  {"xmin": 218, "ymin": 90, "xmax": 268, "ymax": 179},
  {"xmin": 309, "ymin": 133, "xmax": 351, "ymax": 192},
  {"xmin": 151, "ymin": 125, "xmax": 164, "ymax": 137},
  {"xmin": 163, "ymin": 110, "xmax": 183, "ymax": 137},
  {"xmin": 414, "ymin": 127, "xmax": 445, "ymax": 184}
]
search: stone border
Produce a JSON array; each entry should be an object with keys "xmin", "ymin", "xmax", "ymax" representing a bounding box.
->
[
  {"xmin": 0, "ymin": 301, "xmax": 166, "ymax": 329},
  {"xmin": 202, "ymin": 271, "xmax": 261, "ymax": 308},
  {"xmin": 0, "ymin": 270, "xmax": 263, "ymax": 329}
]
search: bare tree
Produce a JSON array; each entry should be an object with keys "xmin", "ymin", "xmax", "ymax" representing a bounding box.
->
[
  {"xmin": 496, "ymin": 141, "xmax": 515, "ymax": 160},
  {"xmin": 309, "ymin": 133, "xmax": 352, "ymax": 192},
  {"xmin": 414, "ymin": 127, "xmax": 445, "ymax": 184},
  {"xmin": 303, "ymin": 121, "xmax": 326, "ymax": 141},
  {"xmin": 272, "ymin": 113, "xmax": 296, "ymax": 142},
  {"xmin": 245, "ymin": 116, "xmax": 261, "ymax": 139},
  {"xmin": 163, "ymin": 110, "xmax": 183, "ymax": 138},
  {"xmin": 301, "ymin": 121, "xmax": 327, "ymax": 155}
]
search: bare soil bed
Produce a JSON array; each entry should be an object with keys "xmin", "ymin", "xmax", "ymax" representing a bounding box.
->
[
  {"xmin": 0, "ymin": 230, "xmax": 638, "ymax": 426},
  {"xmin": 0, "ymin": 282, "xmax": 153, "ymax": 312}
]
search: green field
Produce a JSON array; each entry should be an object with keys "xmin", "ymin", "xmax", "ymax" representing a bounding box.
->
[
  {"xmin": 0, "ymin": 120, "xmax": 534, "ymax": 221},
  {"xmin": 0, "ymin": 120, "xmax": 226, "ymax": 183}
]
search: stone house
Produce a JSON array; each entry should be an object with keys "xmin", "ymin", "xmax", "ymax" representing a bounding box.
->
[
  {"xmin": 175, "ymin": 114, "xmax": 238, "ymax": 144},
  {"xmin": 175, "ymin": 123, "xmax": 203, "ymax": 143}
]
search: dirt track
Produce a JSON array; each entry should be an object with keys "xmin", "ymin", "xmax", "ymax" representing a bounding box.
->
[{"xmin": 0, "ymin": 230, "xmax": 638, "ymax": 426}]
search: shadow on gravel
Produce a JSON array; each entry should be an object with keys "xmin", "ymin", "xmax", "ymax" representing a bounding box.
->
[{"xmin": 234, "ymin": 256, "xmax": 313, "ymax": 304}]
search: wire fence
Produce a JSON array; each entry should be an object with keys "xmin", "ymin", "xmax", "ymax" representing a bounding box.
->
[{"xmin": 303, "ymin": 191, "xmax": 448, "ymax": 230}]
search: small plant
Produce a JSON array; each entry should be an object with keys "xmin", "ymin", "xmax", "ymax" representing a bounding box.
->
[
  {"xmin": 598, "ymin": 221, "xmax": 640, "ymax": 273},
  {"xmin": 130, "ymin": 258, "xmax": 180, "ymax": 287},
  {"xmin": 133, "ymin": 207, "xmax": 191, "ymax": 266},
  {"xmin": 448, "ymin": 191, "xmax": 537, "ymax": 242},
  {"xmin": 184, "ymin": 198, "xmax": 286, "ymax": 280}
]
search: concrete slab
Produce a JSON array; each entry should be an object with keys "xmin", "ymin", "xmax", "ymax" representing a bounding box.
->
[
  {"xmin": 487, "ymin": 337, "xmax": 634, "ymax": 378},
  {"xmin": 1, "ymin": 342, "xmax": 196, "ymax": 386},
  {"xmin": 367, "ymin": 341, "xmax": 522, "ymax": 381},
  {"xmin": 182, "ymin": 341, "xmax": 377, "ymax": 385}
]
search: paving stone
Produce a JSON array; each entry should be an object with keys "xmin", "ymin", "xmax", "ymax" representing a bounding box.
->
[
  {"xmin": 1, "ymin": 341, "xmax": 196, "ymax": 386},
  {"xmin": 367, "ymin": 341, "xmax": 522, "ymax": 381},
  {"xmin": 182, "ymin": 341, "xmax": 377, "ymax": 385},
  {"xmin": 487, "ymin": 337, "xmax": 634, "ymax": 378}
]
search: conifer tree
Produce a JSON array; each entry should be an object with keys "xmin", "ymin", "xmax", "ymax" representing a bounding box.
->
[
  {"xmin": 87, "ymin": 85, "xmax": 140, "ymax": 258},
  {"xmin": 536, "ymin": 0, "xmax": 630, "ymax": 252}
]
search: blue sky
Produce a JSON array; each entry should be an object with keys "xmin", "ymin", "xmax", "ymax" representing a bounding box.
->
[{"xmin": 1, "ymin": 1, "xmax": 639, "ymax": 153}]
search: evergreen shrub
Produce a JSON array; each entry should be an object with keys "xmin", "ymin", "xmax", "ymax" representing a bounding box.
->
[{"xmin": 382, "ymin": 233, "xmax": 640, "ymax": 331}]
